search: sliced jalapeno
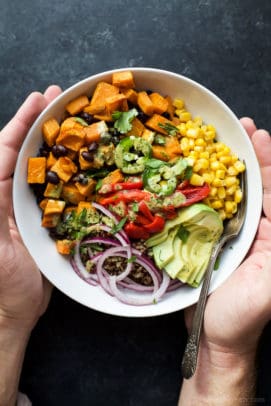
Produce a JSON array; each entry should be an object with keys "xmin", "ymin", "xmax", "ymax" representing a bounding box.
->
[
  {"xmin": 143, "ymin": 158, "xmax": 189, "ymax": 197},
  {"xmin": 114, "ymin": 136, "xmax": 151, "ymax": 174}
]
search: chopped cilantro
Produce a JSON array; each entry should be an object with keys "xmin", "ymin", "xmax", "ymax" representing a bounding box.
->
[
  {"xmin": 132, "ymin": 202, "xmax": 139, "ymax": 212},
  {"xmin": 110, "ymin": 216, "xmax": 128, "ymax": 234},
  {"xmin": 183, "ymin": 165, "xmax": 193, "ymax": 180},
  {"xmin": 177, "ymin": 224, "xmax": 190, "ymax": 243},
  {"xmin": 127, "ymin": 255, "xmax": 137, "ymax": 263},
  {"xmin": 158, "ymin": 122, "xmax": 179, "ymax": 136},
  {"xmin": 112, "ymin": 108, "xmax": 138, "ymax": 134},
  {"xmin": 145, "ymin": 158, "xmax": 167, "ymax": 169},
  {"xmin": 74, "ymin": 117, "xmax": 89, "ymax": 126},
  {"xmin": 95, "ymin": 179, "xmax": 103, "ymax": 191}
]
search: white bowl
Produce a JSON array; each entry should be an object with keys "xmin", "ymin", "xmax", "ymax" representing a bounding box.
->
[{"xmin": 13, "ymin": 68, "xmax": 262, "ymax": 317}]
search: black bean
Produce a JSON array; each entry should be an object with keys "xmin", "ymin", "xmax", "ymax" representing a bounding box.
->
[
  {"xmin": 88, "ymin": 142, "xmax": 98, "ymax": 152},
  {"xmin": 162, "ymin": 111, "xmax": 170, "ymax": 119},
  {"xmin": 46, "ymin": 171, "xmax": 60, "ymax": 184},
  {"xmin": 81, "ymin": 151, "xmax": 94, "ymax": 162},
  {"xmin": 52, "ymin": 144, "xmax": 68, "ymax": 158},
  {"xmin": 79, "ymin": 112, "xmax": 95, "ymax": 125},
  {"xmin": 38, "ymin": 142, "xmax": 50, "ymax": 157},
  {"xmin": 137, "ymin": 110, "xmax": 148, "ymax": 123},
  {"xmin": 75, "ymin": 173, "xmax": 89, "ymax": 185}
]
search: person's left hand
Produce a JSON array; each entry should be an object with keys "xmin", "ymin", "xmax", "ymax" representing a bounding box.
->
[{"xmin": 0, "ymin": 85, "xmax": 62, "ymax": 332}]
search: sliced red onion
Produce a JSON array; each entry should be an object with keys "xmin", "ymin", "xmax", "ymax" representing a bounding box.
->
[
  {"xmin": 108, "ymin": 270, "xmax": 170, "ymax": 306},
  {"xmin": 91, "ymin": 202, "xmax": 130, "ymax": 243},
  {"xmin": 82, "ymin": 237, "xmax": 121, "ymax": 247}
]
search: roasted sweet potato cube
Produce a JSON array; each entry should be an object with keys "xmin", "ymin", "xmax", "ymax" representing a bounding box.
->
[
  {"xmin": 145, "ymin": 114, "xmax": 174, "ymax": 135},
  {"xmin": 137, "ymin": 91, "xmax": 154, "ymax": 116},
  {"xmin": 62, "ymin": 184, "xmax": 85, "ymax": 205},
  {"xmin": 149, "ymin": 93, "xmax": 169, "ymax": 115},
  {"xmin": 105, "ymin": 93, "xmax": 127, "ymax": 114},
  {"xmin": 56, "ymin": 239, "xmax": 75, "ymax": 255},
  {"xmin": 122, "ymin": 88, "xmax": 138, "ymax": 105},
  {"xmin": 56, "ymin": 128, "xmax": 85, "ymax": 151},
  {"xmin": 50, "ymin": 157, "xmax": 77, "ymax": 183},
  {"xmin": 41, "ymin": 213, "xmax": 61, "ymax": 228},
  {"xmin": 46, "ymin": 152, "xmax": 57, "ymax": 169},
  {"xmin": 44, "ymin": 199, "xmax": 66, "ymax": 215},
  {"xmin": 27, "ymin": 157, "xmax": 46, "ymax": 184},
  {"xmin": 127, "ymin": 117, "xmax": 145, "ymax": 137},
  {"xmin": 42, "ymin": 118, "xmax": 60, "ymax": 147},
  {"xmin": 65, "ymin": 95, "xmax": 89, "ymax": 115},
  {"xmin": 165, "ymin": 96, "xmax": 175, "ymax": 120},
  {"xmin": 77, "ymin": 201, "xmax": 93, "ymax": 213},
  {"xmin": 75, "ymin": 178, "xmax": 96, "ymax": 197},
  {"xmin": 112, "ymin": 71, "xmax": 135, "ymax": 88},
  {"xmin": 89, "ymin": 82, "xmax": 119, "ymax": 109},
  {"xmin": 44, "ymin": 181, "xmax": 63, "ymax": 199},
  {"xmin": 84, "ymin": 121, "xmax": 108, "ymax": 144},
  {"xmin": 60, "ymin": 117, "xmax": 85, "ymax": 132}
]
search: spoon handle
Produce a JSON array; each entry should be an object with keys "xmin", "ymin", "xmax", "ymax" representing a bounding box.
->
[{"xmin": 181, "ymin": 240, "xmax": 225, "ymax": 379}]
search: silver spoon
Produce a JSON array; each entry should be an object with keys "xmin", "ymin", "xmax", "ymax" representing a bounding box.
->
[{"xmin": 181, "ymin": 169, "xmax": 247, "ymax": 379}]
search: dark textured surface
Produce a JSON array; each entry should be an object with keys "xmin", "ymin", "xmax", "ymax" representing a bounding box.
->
[{"xmin": 0, "ymin": 0, "xmax": 271, "ymax": 404}]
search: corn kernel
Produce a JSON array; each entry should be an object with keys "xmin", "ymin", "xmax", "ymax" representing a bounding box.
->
[
  {"xmin": 234, "ymin": 189, "xmax": 243, "ymax": 203},
  {"xmin": 212, "ymin": 178, "xmax": 224, "ymax": 187},
  {"xmin": 194, "ymin": 145, "xmax": 204, "ymax": 153},
  {"xmin": 216, "ymin": 169, "xmax": 226, "ymax": 179},
  {"xmin": 187, "ymin": 128, "xmax": 200, "ymax": 138},
  {"xmin": 180, "ymin": 137, "xmax": 189, "ymax": 150},
  {"xmin": 190, "ymin": 173, "xmax": 204, "ymax": 186},
  {"xmin": 202, "ymin": 172, "xmax": 214, "ymax": 184},
  {"xmin": 227, "ymin": 166, "xmax": 238, "ymax": 176},
  {"xmin": 217, "ymin": 187, "xmax": 226, "ymax": 199},
  {"xmin": 173, "ymin": 98, "xmax": 184, "ymax": 109},
  {"xmin": 231, "ymin": 154, "xmax": 238, "ymax": 163},
  {"xmin": 193, "ymin": 116, "xmax": 203, "ymax": 126},
  {"xmin": 210, "ymin": 186, "xmax": 218, "ymax": 197},
  {"xmin": 179, "ymin": 111, "xmax": 192, "ymax": 122},
  {"xmin": 210, "ymin": 161, "xmax": 221, "ymax": 171},
  {"xmin": 211, "ymin": 200, "xmax": 223, "ymax": 209},
  {"xmin": 218, "ymin": 209, "xmax": 227, "ymax": 221},
  {"xmin": 195, "ymin": 138, "xmax": 206, "ymax": 146},
  {"xmin": 177, "ymin": 123, "xmax": 187, "ymax": 136},
  {"xmin": 225, "ymin": 176, "xmax": 237, "ymax": 187},
  {"xmin": 204, "ymin": 130, "xmax": 216, "ymax": 140},
  {"xmin": 188, "ymin": 139, "xmax": 195, "ymax": 148},
  {"xmin": 200, "ymin": 151, "xmax": 209, "ymax": 159},
  {"xmin": 234, "ymin": 160, "xmax": 246, "ymax": 172},
  {"xmin": 225, "ymin": 201, "xmax": 237, "ymax": 214},
  {"xmin": 219, "ymin": 156, "xmax": 232, "ymax": 165},
  {"xmin": 226, "ymin": 185, "xmax": 237, "ymax": 195}
]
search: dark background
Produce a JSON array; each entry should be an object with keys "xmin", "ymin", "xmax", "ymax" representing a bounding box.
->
[{"xmin": 1, "ymin": 0, "xmax": 271, "ymax": 405}]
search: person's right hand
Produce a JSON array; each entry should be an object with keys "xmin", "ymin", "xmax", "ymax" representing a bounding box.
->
[
  {"xmin": 0, "ymin": 85, "xmax": 62, "ymax": 333},
  {"xmin": 185, "ymin": 118, "xmax": 271, "ymax": 353}
]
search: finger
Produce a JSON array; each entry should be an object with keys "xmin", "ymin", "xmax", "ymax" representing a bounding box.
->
[
  {"xmin": 43, "ymin": 85, "xmax": 62, "ymax": 104},
  {"xmin": 240, "ymin": 117, "xmax": 257, "ymax": 138},
  {"xmin": 251, "ymin": 129, "xmax": 271, "ymax": 219},
  {"xmin": 0, "ymin": 92, "xmax": 48, "ymax": 181}
]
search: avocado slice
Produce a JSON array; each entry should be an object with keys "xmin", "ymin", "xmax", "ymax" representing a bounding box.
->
[
  {"xmin": 152, "ymin": 227, "xmax": 178, "ymax": 269},
  {"xmin": 148, "ymin": 203, "xmax": 223, "ymax": 287}
]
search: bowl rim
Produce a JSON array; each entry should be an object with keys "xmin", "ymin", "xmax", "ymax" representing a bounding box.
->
[{"xmin": 13, "ymin": 67, "xmax": 263, "ymax": 317}]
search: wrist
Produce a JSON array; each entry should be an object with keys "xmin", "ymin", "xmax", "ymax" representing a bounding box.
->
[
  {"xmin": 0, "ymin": 317, "xmax": 31, "ymax": 406},
  {"xmin": 179, "ymin": 338, "xmax": 257, "ymax": 406}
]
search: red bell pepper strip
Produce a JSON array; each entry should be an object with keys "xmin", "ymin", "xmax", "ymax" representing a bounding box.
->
[
  {"xmin": 98, "ymin": 190, "xmax": 152, "ymax": 206},
  {"xmin": 138, "ymin": 201, "xmax": 154, "ymax": 222},
  {"xmin": 178, "ymin": 183, "xmax": 210, "ymax": 206},
  {"xmin": 143, "ymin": 215, "xmax": 165, "ymax": 233},
  {"xmin": 98, "ymin": 179, "xmax": 143, "ymax": 194},
  {"xmin": 124, "ymin": 222, "xmax": 150, "ymax": 240}
]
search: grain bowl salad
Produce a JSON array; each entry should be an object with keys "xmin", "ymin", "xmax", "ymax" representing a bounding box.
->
[{"xmin": 27, "ymin": 70, "xmax": 245, "ymax": 305}]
